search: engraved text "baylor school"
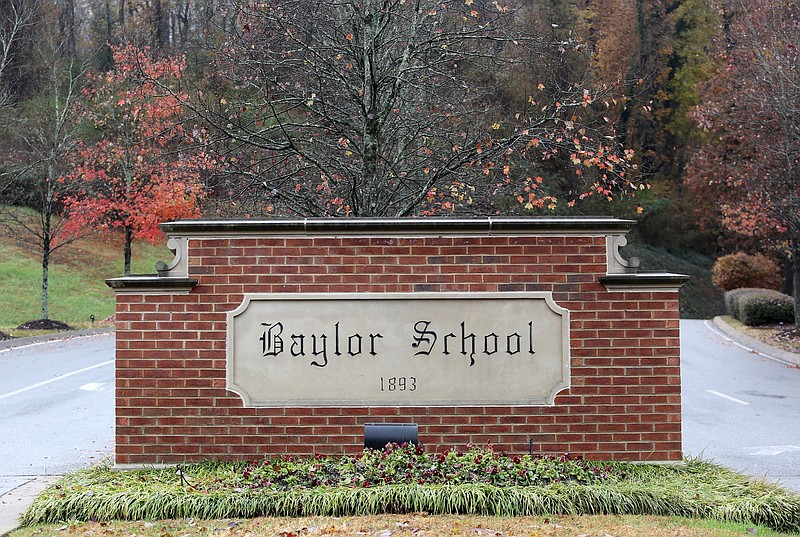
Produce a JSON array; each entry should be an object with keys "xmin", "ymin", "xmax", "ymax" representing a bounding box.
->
[{"xmin": 259, "ymin": 320, "xmax": 536, "ymax": 368}]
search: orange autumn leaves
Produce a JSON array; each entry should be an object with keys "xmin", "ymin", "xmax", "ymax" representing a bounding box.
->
[{"xmin": 63, "ymin": 45, "xmax": 213, "ymax": 246}]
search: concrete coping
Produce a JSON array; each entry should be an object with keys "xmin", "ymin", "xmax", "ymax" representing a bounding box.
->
[
  {"xmin": 158, "ymin": 216, "xmax": 637, "ymax": 236},
  {"xmin": 105, "ymin": 275, "xmax": 198, "ymax": 293},
  {"xmin": 599, "ymin": 272, "xmax": 690, "ymax": 291}
]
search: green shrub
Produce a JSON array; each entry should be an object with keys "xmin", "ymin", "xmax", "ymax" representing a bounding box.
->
[
  {"xmin": 712, "ymin": 253, "xmax": 781, "ymax": 292},
  {"xmin": 724, "ymin": 287, "xmax": 753, "ymax": 320},
  {"xmin": 725, "ymin": 288, "xmax": 794, "ymax": 326}
]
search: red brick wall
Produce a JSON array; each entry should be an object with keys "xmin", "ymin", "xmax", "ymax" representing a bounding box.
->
[{"xmin": 113, "ymin": 232, "xmax": 683, "ymax": 464}]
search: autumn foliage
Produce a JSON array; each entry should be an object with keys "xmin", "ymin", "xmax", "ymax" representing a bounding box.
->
[
  {"xmin": 711, "ymin": 253, "xmax": 781, "ymax": 292},
  {"xmin": 63, "ymin": 45, "xmax": 211, "ymax": 272},
  {"xmin": 199, "ymin": 0, "xmax": 642, "ymax": 218},
  {"xmin": 685, "ymin": 0, "xmax": 800, "ymax": 244}
]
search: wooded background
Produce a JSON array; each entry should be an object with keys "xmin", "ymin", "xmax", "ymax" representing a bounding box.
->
[{"xmin": 0, "ymin": 0, "xmax": 797, "ymax": 318}]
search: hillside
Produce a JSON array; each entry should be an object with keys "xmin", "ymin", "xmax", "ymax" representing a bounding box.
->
[
  {"xmin": 0, "ymin": 228, "xmax": 168, "ymax": 333},
  {"xmin": 623, "ymin": 241, "xmax": 725, "ymax": 319}
]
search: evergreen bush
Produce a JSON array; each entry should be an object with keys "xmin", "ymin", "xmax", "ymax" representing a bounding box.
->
[{"xmin": 725, "ymin": 288, "xmax": 794, "ymax": 326}]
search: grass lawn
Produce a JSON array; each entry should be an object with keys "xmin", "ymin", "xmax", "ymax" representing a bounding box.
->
[{"xmin": 0, "ymin": 227, "xmax": 168, "ymax": 334}]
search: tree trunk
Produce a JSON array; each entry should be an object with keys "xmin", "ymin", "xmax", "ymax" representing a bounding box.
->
[
  {"xmin": 58, "ymin": 0, "xmax": 77, "ymax": 57},
  {"xmin": 793, "ymin": 240, "xmax": 800, "ymax": 326},
  {"xmin": 41, "ymin": 245, "xmax": 50, "ymax": 320},
  {"xmin": 124, "ymin": 225, "xmax": 133, "ymax": 276},
  {"xmin": 152, "ymin": 0, "xmax": 166, "ymax": 48},
  {"xmin": 361, "ymin": 2, "xmax": 380, "ymax": 215},
  {"xmin": 41, "ymin": 163, "xmax": 56, "ymax": 321},
  {"xmin": 41, "ymin": 206, "xmax": 51, "ymax": 320}
]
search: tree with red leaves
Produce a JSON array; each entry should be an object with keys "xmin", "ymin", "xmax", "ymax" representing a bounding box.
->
[
  {"xmin": 64, "ymin": 44, "xmax": 212, "ymax": 275},
  {"xmin": 685, "ymin": 0, "xmax": 800, "ymax": 322}
]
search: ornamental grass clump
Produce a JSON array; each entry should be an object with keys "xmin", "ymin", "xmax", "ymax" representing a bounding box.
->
[
  {"xmin": 21, "ymin": 446, "xmax": 800, "ymax": 533},
  {"xmin": 236, "ymin": 443, "xmax": 618, "ymax": 491}
]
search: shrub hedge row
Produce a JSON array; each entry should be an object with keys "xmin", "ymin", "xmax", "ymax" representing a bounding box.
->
[{"xmin": 725, "ymin": 288, "xmax": 795, "ymax": 326}]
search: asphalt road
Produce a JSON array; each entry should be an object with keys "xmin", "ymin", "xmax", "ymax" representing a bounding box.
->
[
  {"xmin": 681, "ymin": 319, "xmax": 800, "ymax": 492},
  {"xmin": 0, "ymin": 333, "xmax": 115, "ymax": 496}
]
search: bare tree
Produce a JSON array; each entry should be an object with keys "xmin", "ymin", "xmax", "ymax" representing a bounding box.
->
[
  {"xmin": 0, "ymin": 33, "xmax": 88, "ymax": 320},
  {"xmin": 0, "ymin": 0, "xmax": 35, "ymax": 108},
  {"xmin": 194, "ymin": 0, "xmax": 637, "ymax": 217}
]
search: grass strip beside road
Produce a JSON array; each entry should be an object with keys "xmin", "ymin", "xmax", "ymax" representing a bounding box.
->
[{"xmin": 19, "ymin": 457, "xmax": 800, "ymax": 534}]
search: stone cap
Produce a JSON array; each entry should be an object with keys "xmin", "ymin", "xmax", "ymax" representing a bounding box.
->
[
  {"xmin": 159, "ymin": 216, "xmax": 636, "ymax": 236},
  {"xmin": 105, "ymin": 275, "xmax": 198, "ymax": 293},
  {"xmin": 599, "ymin": 272, "xmax": 690, "ymax": 291}
]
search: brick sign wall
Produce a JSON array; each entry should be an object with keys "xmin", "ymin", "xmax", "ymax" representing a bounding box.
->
[{"xmin": 107, "ymin": 217, "xmax": 688, "ymax": 466}]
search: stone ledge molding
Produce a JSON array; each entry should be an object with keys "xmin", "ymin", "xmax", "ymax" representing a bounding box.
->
[
  {"xmin": 150, "ymin": 217, "xmax": 644, "ymax": 280},
  {"xmin": 158, "ymin": 216, "xmax": 637, "ymax": 237},
  {"xmin": 106, "ymin": 217, "xmax": 689, "ymax": 291},
  {"xmin": 105, "ymin": 275, "xmax": 198, "ymax": 294},
  {"xmin": 599, "ymin": 272, "xmax": 690, "ymax": 292}
]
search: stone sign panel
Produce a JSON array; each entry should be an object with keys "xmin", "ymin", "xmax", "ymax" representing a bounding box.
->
[{"xmin": 227, "ymin": 292, "xmax": 570, "ymax": 407}]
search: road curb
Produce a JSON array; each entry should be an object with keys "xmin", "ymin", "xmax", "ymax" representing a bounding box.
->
[
  {"xmin": 0, "ymin": 476, "xmax": 60, "ymax": 536},
  {"xmin": 711, "ymin": 316, "xmax": 800, "ymax": 367},
  {"xmin": 0, "ymin": 329, "xmax": 113, "ymax": 352}
]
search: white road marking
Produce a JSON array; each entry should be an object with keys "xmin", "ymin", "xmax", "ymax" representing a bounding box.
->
[
  {"xmin": 0, "ymin": 360, "xmax": 114, "ymax": 401},
  {"xmin": 705, "ymin": 389, "xmax": 750, "ymax": 405},
  {"xmin": 745, "ymin": 445, "xmax": 800, "ymax": 456},
  {"xmin": 79, "ymin": 382, "xmax": 106, "ymax": 392}
]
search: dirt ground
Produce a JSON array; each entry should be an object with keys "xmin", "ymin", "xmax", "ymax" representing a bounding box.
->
[
  {"xmin": 734, "ymin": 322, "xmax": 800, "ymax": 356},
  {"xmin": 12, "ymin": 514, "xmax": 774, "ymax": 537}
]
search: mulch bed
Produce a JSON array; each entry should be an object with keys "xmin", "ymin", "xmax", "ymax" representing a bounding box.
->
[
  {"xmin": 15, "ymin": 319, "xmax": 74, "ymax": 331},
  {"xmin": 774, "ymin": 326, "xmax": 800, "ymax": 343}
]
